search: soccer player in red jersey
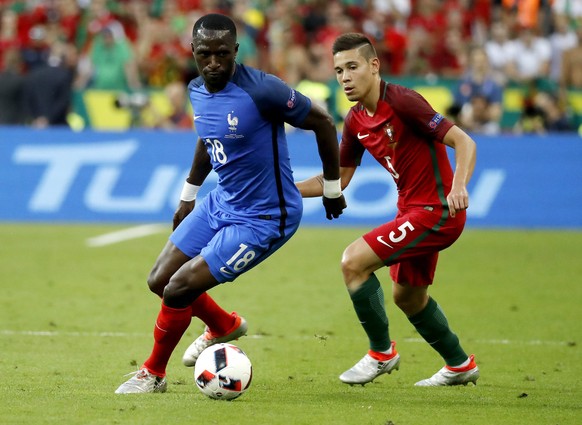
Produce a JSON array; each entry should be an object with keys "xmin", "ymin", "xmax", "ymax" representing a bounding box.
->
[{"xmin": 297, "ymin": 33, "xmax": 479, "ymax": 386}]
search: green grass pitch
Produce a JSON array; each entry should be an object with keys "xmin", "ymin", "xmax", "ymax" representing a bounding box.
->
[{"xmin": 1, "ymin": 224, "xmax": 581, "ymax": 425}]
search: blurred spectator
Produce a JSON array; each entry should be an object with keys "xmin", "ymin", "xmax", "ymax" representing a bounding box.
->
[
  {"xmin": 427, "ymin": 27, "xmax": 467, "ymax": 78},
  {"xmin": 134, "ymin": 2, "xmax": 191, "ymax": 88},
  {"xmin": 75, "ymin": 0, "xmax": 118, "ymax": 53},
  {"xmin": 311, "ymin": 1, "xmax": 357, "ymax": 75},
  {"xmin": 513, "ymin": 96, "xmax": 546, "ymax": 134},
  {"xmin": 0, "ymin": 47, "xmax": 25, "ymax": 125},
  {"xmin": 514, "ymin": 90, "xmax": 573, "ymax": 134},
  {"xmin": 147, "ymin": 81, "xmax": 193, "ymax": 130},
  {"xmin": 0, "ymin": 8, "xmax": 21, "ymax": 70},
  {"xmin": 535, "ymin": 91, "xmax": 573, "ymax": 132},
  {"xmin": 232, "ymin": 14, "xmax": 258, "ymax": 68},
  {"xmin": 485, "ymin": 21, "xmax": 514, "ymax": 85},
  {"xmin": 20, "ymin": 24, "xmax": 51, "ymax": 71},
  {"xmin": 560, "ymin": 24, "xmax": 582, "ymax": 89},
  {"xmin": 295, "ymin": 41, "xmax": 333, "ymax": 112},
  {"xmin": 549, "ymin": 13, "xmax": 578, "ymax": 84},
  {"xmin": 52, "ymin": 0, "xmax": 82, "ymax": 44},
  {"xmin": 371, "ymin": 0, "xmax": 411, "ymax": 27},
  {"xmin": 453, "ymin": 47, "xmax": 503, "ymax": 134},
  {"xmin": 22, "ymin": 40, "xmax": 76, "ymax": 128},
  {"xmin": 553, "ymin": 0, "xmax": 582, "ymax": 19},
  {"xmin": 263, "ymin": 0, "xmax": 308, "ymax": 86},
  {"xmin": 505, "ymin": 25, "xmax": 552, "ymax": 84},
  {"xmin": 75, "ymin": 21, "xmax": 141, "ymax": 91},
  {"xmin": 405, "ymin": 0, "xmax": 449, "ymax": 76},
  {"xmin": 1, "ymin": 0, "xmax": 580, "ymax": 133},
  {"xmin": 501, "ymin": 0, "xmax": 542, "ymax": 30},
  {"xmin": 362, "ymin": 8, "xmax": 408, "ymax": 76},
  {"xmin": 459, "ymin": 94, "xmax": 501, "ymax": 135}
]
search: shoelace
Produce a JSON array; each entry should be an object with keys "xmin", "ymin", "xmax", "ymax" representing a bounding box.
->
[
  {"xmin": 352, "ymin": 355, "xmax": 376, "ymax": 372},
  {"xmin": 122, "ymin": 368, "xmax": 148, "ymax": 379}
]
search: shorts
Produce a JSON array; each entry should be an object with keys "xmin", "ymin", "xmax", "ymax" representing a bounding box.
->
[
  {"xmin": 170, "ymin": 194, "xmax": 301, "ymax": 283},
  {"xmin": 363, "ymin": 207, "xmax": 465, "ymax": 287}
]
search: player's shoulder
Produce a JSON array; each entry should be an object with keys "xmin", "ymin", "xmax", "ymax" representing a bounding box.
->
[
  {"xmin": 188, "ymin": 76, "xmax": 205, "ymax": 90},
  {"xmin": 382, "ymin": 81, "xmax": 418, "ymax": 101},
  {"xmin": 381, "ymin": 80, "xmax": 430, "ymax": 115},
  {"xmin": 232, "ymin": 63, "xmax": 274, "ymax": 88}
]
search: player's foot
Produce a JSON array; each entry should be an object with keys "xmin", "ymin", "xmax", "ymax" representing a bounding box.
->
[
  {"xmin": 182, "ymin": 312, "xmax": 248, "ymax": 367},
  {"xmin": 339, "ymin": 341, "xmax": 400, "ymax": 385},
  {"xmin": 414, "ymin": 354, "xmax": 479, "ymax": 387},
  {"xmin": 115, "ymin": 368, "xmax": 167, "ymax": 394}
]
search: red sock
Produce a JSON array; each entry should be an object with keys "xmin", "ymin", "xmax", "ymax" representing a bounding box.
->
[
  {"xmin": 142, "ymin": 302, "xmax": 192, "ymax": 377},
  {"xmin": 190, "ymin": 292, "xmax": 235, "ymax": 334}
]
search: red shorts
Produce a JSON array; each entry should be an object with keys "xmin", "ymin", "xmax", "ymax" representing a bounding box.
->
[{"xmin": 363, "ymin": 207, "xmax": 465, "ymax": 287}]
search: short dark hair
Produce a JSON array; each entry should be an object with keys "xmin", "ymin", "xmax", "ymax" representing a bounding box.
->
[
  {"xmin": 192, "ymin": 13, "xmax": 237, "ymax": 39},
  {"xmin": 332, "ymin": 33, "xmax": 377, "ymax": 60}
]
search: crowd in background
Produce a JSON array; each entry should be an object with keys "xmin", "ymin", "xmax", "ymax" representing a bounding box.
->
[{"xmin": 0, "ymin": 0, "xmax": 581, "ymax": 134}]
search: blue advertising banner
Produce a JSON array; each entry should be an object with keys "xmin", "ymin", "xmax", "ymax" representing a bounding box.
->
[{"xmin": 0, "ymin": 127, "xmax": 580, "ymax": 228}]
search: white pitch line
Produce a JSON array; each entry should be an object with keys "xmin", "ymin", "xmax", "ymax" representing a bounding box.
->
[
  {"xmin": 86, "ymin": 224, "xmax": 168, "ymax": 247},
  {"xmin": 0, "ymin": 330, "xmax": 574, "ymax": 346}
]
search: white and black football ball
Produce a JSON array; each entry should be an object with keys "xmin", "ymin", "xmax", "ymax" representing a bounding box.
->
[{"xmin": 194, "ymin": 343, "xmax": 252, "ymax": 400}]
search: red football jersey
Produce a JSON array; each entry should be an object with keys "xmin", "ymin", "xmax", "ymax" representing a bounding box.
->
[{"xmin": 340, "ymin": 81, "xmax": 455, "ymax": 211}]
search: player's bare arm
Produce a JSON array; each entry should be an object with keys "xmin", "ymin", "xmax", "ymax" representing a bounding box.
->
[
  {"xmin": 442, "ymin": 125, "xmax": 477, "ymax": 218},
  {"xmin": 173, "ymin": 137, "xmax": 213, "ymax": 229},
  {"xmin": 296, "ymin": 103, "xmax": 347, "ymax": 220},
  {"xmin": 296, "ymin": 166, "xmax": 356, "ymax": 197}
]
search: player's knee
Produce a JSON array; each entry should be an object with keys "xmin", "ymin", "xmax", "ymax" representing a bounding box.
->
[
  {"xmin": 147, "ymin": 266, "xmax": 165, "ymax": 297},
  {"xmin": 162, "ymin": 275, "xmax": 203, "ymax": 308},
  {"xmin": 340, "ymin": 251, "xmax": 360, "ymax": 285}
]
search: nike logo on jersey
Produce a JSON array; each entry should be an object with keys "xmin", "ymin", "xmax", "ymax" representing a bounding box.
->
[
  {"xmin": 357, "ymin": 132, "xmax": 370, "ymax": 139},
  {"xmin": 220, "ymin": 267, "xmax": 234, "ymax": 276},
  {"xmin": 376, "ymin": 236, "xmax": 394, "ymax": 248},
  {"xmin": 193, "ymin": 115, "xmax": 202, "ymax": 121}
]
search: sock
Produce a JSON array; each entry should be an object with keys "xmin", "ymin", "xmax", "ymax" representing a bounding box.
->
[
  {"xmin": 349, "ymin": 273, "xmax": 391, "ymax": 352},
  {"xmin": 450, "ymin": 356, "xmax": 471, "ymax": 369},
  {"xmin": 408, "ymin": 297, "xmax": 468, "ymax": 366},
  {"xmin": 142, "ymin": 302, "xmax": 192, "ymax": 377},
  {"xmin": 190, "ymin": 292, "xmax": 235, "ymax": 335},
  {"xmin": 368, "ymin": 347, "xmax": 395, "ymax": 361}
]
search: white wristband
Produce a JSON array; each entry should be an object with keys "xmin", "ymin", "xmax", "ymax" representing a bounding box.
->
[
  {"xmin": 323, "ymin": 178, "xmax": 342, "ymax": 199},
  {"xmin": 180, "ymin": 181, "xmax": 201, "ymax": 201}
]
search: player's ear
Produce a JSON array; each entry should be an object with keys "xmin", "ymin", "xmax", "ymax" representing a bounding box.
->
[{"xmin": 370, "ymin": 57, "xmax": 380, "ymax": 75}]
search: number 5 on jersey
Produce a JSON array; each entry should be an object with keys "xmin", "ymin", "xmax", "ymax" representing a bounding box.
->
[{"xmin": 376, "ymin": 221, "xmax": 415, "ymax": 248}]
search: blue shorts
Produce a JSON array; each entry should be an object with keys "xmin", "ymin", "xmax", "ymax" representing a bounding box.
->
[{"xmin": 170, "ymin": 194, "xmax": 301, "ymax": 283}]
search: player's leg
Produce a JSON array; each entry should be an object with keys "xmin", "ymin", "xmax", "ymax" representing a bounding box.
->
[
  {"xmin": 181, "ymin": 216, "xmax": 300, "ymax": 366},
  {"xmin": 115, "ymin": 255, "xmax": 219, "ymax": 394},
  {"xmin": 338, "ymin": 237, "xmax": 400, "ymax": 385},
  {"xmin": 167, "ymin": 201, "xmax": 241, "ymax": 333},
  {"xmin": 116, "ymin": 202, "xmax": 233, "ymax": 394},
  {"xmin": 391, "ymin": 260, "xmax": 478, "ymax": 386}
]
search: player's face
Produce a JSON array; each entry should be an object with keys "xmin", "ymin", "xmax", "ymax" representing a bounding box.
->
[
  {"xmin": 333, "ymin": 48, "xmax": 379, "ymax": 103},
  {"xmin": 191, "ymin": 29, "xmax": 238, "ymax": 92}
]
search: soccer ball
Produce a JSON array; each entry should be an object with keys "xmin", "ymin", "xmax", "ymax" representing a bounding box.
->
[{"xmin": 194, "ymin": 343, "xmax": 252, "ymax": 400}]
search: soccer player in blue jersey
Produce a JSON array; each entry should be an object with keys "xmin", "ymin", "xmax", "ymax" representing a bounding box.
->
[{"xmin": 115, "ymin": 13, "xmax": 346, "ymax": 394}]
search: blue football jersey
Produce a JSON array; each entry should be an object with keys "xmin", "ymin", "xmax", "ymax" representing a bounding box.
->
[{"xmin": 188, "ymin": 64, "xmax": 310, "ymax": 222}]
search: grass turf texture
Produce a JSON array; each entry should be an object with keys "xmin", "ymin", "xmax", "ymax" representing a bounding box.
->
[{"xmin": 1, "ymin": 224, "xmax": 581, "ymax": 425}]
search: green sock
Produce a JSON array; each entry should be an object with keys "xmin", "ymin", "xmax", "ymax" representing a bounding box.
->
[
  {"xmin": 349, "ymin": 274, "xmax": 390, "ymax": 352},
  {"xmin": 408, "ymin": 297, "xmax": 468, "ymax": 366}
]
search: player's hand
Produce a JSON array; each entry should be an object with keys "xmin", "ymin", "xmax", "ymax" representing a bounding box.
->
[
  {"xmin": 173, "ymin": 200, "xmax": 195, "ymax": 230},
  {"xmin": 446, "ymin": 186, "xmax": 468, "ymax": 218},
  {"xmin": 323, "ymin": 194, "xmax": 347, "ymax": 220}
]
